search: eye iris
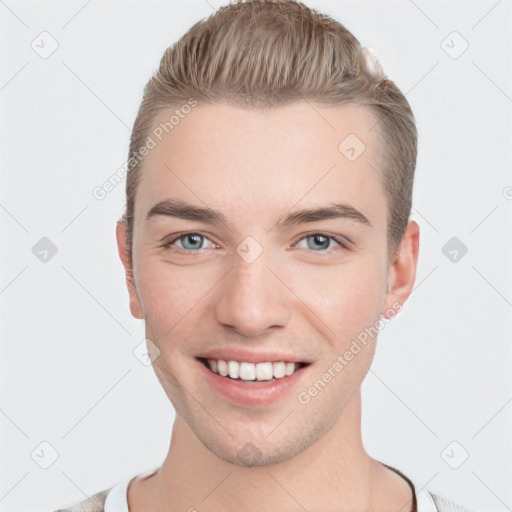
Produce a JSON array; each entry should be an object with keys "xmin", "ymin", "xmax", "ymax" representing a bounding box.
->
[
  {"xmin": 308, "ymin": 234, "xmax": 330, "ymax": 250},
  {"xmin": 182, "ymin": 234, "xmax": 203, "ymax": 250}
]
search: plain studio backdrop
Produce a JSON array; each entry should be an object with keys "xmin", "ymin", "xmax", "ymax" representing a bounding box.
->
[{"xmin": 0, "ymin": 0, "xmax": 511, "ymax": 510}]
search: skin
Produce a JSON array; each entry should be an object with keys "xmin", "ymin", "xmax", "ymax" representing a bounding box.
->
[{"xmin": 116, "ymin": 101, "xmax": 420, "ymax": 511}]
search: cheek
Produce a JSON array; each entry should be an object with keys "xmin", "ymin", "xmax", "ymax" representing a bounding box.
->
[
  {"xmin": 289, "ymin": 255, "xmax": 386, "ymax": 338},
  {"xmin": 135, "ymin": 262, "xmax": 211, "ymax": 343},
  {"xmin": 338, "ymin": 270, "xmax": 384, "ymax": 328}
]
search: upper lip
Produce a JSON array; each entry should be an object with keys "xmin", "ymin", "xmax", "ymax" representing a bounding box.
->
[{"xmin": 198, "ymin": 348, "xmax": 311, "ymax": 364}]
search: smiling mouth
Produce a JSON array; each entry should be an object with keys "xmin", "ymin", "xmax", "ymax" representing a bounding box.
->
[{"xmin": 198, "ymin": 358, "xmax": 310, "ymax": 383}]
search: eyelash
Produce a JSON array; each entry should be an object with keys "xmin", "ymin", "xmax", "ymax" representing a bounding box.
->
[{"xmin": 161, "ymin": 231, "xmax": 348, "ymax": 255}]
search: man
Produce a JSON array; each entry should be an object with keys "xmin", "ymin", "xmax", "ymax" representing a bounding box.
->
[{"xmin": 56, "ymin": 0, "xmax": 476, "ymax": 510}]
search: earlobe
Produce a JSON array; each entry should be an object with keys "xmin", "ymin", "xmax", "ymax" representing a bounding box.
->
[
  {"xmin": 115, "ymin": 221, "xmax": 144, "ymax": 320},
  {"xmin": 381, "ymin": 220, "xmax": 420, "ymax": 318}
]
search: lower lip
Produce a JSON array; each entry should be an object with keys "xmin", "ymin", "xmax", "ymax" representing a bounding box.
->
[{"xmin": 196, "ymin": 359, "xmax": 310, "ymax": 406}]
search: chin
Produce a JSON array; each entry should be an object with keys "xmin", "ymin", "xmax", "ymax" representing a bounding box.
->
[
  {"xmin": 192, "ymin": 415, "xmax": 331, "ymax": 469},
  {"xmin": 206, "ymin": 438, "xmax": 305, "ymax": 468}
]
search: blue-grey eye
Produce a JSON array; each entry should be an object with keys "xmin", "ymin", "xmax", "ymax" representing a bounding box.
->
[
  {"xmin": 163, "ymin": 232, "xmax": 217, "ymax": 252},
  {"xmin": 307, "ymin": 234, "xmax": 330, "ymax": 250},
  {"xmin": 172, "ymin": 233, "xmax": 210, "ymax": 250},
  {"xmin": 295, "ymin": 234, "xmax": 340, "ymax": 251}
]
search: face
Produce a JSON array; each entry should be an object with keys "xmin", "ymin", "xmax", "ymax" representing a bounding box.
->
[{"xmin": 117, "ymin": 101, "xmax": 417, "ymax": 467}]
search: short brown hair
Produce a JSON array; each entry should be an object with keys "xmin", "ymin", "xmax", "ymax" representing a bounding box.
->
[{"xmin": 122, "ymin": 0, "xmax": 417, "ymax": 265}]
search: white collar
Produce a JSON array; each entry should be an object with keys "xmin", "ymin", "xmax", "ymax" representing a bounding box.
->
[{"xmin": 105, "ymin": 466, "xmax": 438, "ymax": 512}]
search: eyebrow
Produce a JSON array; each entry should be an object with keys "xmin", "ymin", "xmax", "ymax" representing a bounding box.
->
[{"xmin": 145, "ymin": 198, "xmax": 372, "ymax": 230}]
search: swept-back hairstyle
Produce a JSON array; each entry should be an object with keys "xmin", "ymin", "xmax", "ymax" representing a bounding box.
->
[{"xmin": 122, "ymin": 0, "xmax": 417, "ymax": 264}]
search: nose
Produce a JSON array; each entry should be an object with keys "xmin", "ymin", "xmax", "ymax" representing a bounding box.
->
[{"xmin": 214, "ymin": 254, "xmax": 291, "ymax": 338}]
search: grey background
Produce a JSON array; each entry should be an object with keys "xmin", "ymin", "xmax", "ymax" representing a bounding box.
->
[{"xmin": 0, "ymin": 0, "xmax": 511, "ymax": 510}]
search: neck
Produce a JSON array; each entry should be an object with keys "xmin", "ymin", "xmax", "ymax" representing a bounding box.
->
[{"xmin": 130, "ymin": 390, "xmax": 397, "ymax": 512}]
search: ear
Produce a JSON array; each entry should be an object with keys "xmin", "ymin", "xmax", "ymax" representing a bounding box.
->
[
  {"xmin": 381, "ymin": 220, "xmax": 420, "ymax": 318},
  {"xmin": 116, "ymin": 221, "xmax": 144, "ymax": 319}
]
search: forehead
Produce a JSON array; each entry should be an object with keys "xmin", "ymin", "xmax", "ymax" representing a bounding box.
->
[{"xmin": 134, "ymin": 101, "xmax": 386, "ymax": 231}]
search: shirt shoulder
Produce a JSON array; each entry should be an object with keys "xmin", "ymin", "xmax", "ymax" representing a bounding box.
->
[
  {"xmin": 428, "ymin": 490, "xmax": 477, "ymax": 512},
  {"xmin": 53, "ymin": 488, "xmax": 111, "ymax": 512}
]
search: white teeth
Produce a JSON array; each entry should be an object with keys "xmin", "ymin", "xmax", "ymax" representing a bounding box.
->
[
  {"xmin": 285, "ymin": 362, "xmax": 295, "ymax": 376},
  {"xmin": 256, "ymin": 362, "xmax": 273, "ymax": 381},
  {"xmin": 239, "ymin": 361, "xmax": 256, "ymax": 381},
  {"xmin": 227, "ymin": 360, "xmax": 239, "ymax": 379},
  {"xmin": 204, "ymin": 359, "xmax": 302, "ymax": 381},
  {"xmin": 273, "ymin": 361, "xmax": 286, "ymax": 379},
  {"xmin": 217, "ymin": 359, "xmax": 228, "ymax": 377}
]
